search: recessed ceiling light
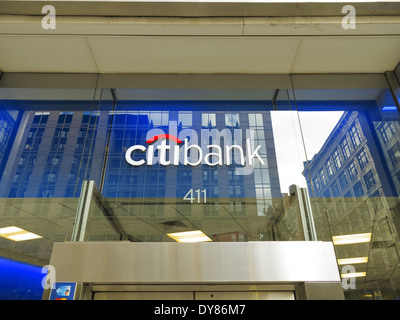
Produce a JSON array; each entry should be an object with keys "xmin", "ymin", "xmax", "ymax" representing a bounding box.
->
[
  {"xmin": 166, "ymin": 230, "xmax": 212, "ymax": 243},
  {"xmin": 6, "ymin": 233, "xmax": 42, "ymax": 241},
  {"xmin": 341, "ymin": 272, "xmax": 366, "ymax": 278},
  {"xmin": 332, "ymin": 233, "xmax": 371, "ymax": 245},
  {"xmin": 0, "ymin": 226, "xmax": 42, "ymax": 242},
  {"xmin": 337, "ymin": 257, "xmax": 368, "ymax": 265},
  {"xmin": 0, "ymin": 226, "xmax": 24, "ymax": 235}
]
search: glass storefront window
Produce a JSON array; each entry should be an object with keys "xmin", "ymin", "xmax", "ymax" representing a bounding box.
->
[
  {"xmin": 292, "ymin": 83, "xmax": 400, "ymax": 299},
  {"xmin": 0, "ymin": 74, "xmax": 399, "ymax": 299}
]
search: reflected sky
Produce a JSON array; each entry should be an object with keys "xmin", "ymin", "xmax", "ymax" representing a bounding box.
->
[{"xmin": 271, "ymin": 111, "xmax": 344, "ymax": 194}]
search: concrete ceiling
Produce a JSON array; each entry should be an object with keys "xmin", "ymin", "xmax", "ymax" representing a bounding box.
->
[
  {"xmin": 2, "ymin": 0, "xmax": 400, "ymax": 17},
  {"xmin": 0, "ymin": 1, "xmax": 399, "ymax": 74}
]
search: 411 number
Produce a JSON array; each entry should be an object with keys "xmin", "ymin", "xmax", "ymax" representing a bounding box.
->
[{"xmin": 183, "ymin": 189, "xmax": 207, "ymax": 204}]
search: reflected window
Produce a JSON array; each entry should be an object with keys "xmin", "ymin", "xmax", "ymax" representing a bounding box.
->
[
  {"xmin": 48, "ymin": 156, "xmax": 61, "ymax": 166},
  {"xmin": 357, "ymin": 148, "xmax": 369, "ymax": 169},
  {"xmin": 340, "ymin": 137, "xmax": 351, "ymax": 160},
  {"xmin": 8, "ymin": 188, "xmax": 17, "ymax": 197},
  {"xmin": 364, "ymin": 170, "xmax": 376, "ymax": 190},
  {"xmin": 388, "ymin": 142, "xmax": 400, "ymax": 167},
  {"xmin": 333, "ymin": 149, "xmax": 342, "ymax": 170},
  {"xmin": 44, "ymin": 173, "xmax": 57, "ymax": 183},
  {"xmin": 249, "ymin": 113, "xmax": 263, "ymax": 127},
  {"xmin": 353, "ymin": 181, "xmax": 364, "ymax": 197},
  {"xmin": 326, "ymin": 160, "xmax": 334, "ymax": 177},
  {"xmin": 27, "ymin": 129, "xmax": 36, "ymax": 138},
  {"xmin": 202, "ymin": 113, "xmax": 216, "ymax": 128},
  {"xmin": 53, "ymin": 142, "xmax": 65, "ymax": 151},
  {"xmin": 149, "ymin": 111, "xmax": 168, "ymax": 127},
  {"xmin": 313, "ymin": 177, "xmax": 320, "ymax": 192},
  {"xmin": 331, "ymin": 181, "xmax": 340, "ymax": 197},
  {"xmin": 0, "ymin": 120, "xmax": 10, "ymax": 143},
  {"xmin": 347, "ymin": 160, "xmax": 358, "ymax": 179},
  {"xmin": 349, "ymin": 124, "xmax": 362, "ymax": 147},
  {"xmin": 55, "ymin": 128, "xmax": 69, "ymax": 138},
  {"xmin": 58, "ymin": 112, "xmax": 73, "ymax": 124},
  {"xmin": 12, "ymin": 173, "xmax": 20, "ymax": 184},
  {"xmin": 18, "ymin": 156, "xmax": 25, "ymax": 166},
  {"xmin": 320, "ymin": 169, "xmax": 327, "ymax": 186},
  {"xmin": 379, "ymin": 121, "xmax": 396, "ymax": 144},
  {"xmin": 68, "ymin": 172, "xmax": 75, "ymax": 182},
  {"xmin": 178, "ymin": 112, "xmax": 192, "ymax": 128},
  {"xmin": 33, "ymin": 112, "xmax": 49, "ymax": 125},
  {"xmin": 39, "ymin": 188, "xmax": 54, "ymax": 198},
  {"xmin": 82, "ymin": 111, "xmax": 99, "ymax": 125},
  {"xmin": 339, "ymin": 172, "xmax": 348, "ymax": 190},
  {"xmin": 226, "ymin": 113, "xmax": 240, "ymax": 127}
]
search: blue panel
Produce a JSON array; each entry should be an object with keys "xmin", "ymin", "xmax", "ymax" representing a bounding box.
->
[
  {"xmin": 0, "ymin": 257, "xmax": 44, "ymax": 300},
  {"xmin": 49, "ymin": 282, "xmax": 77, "ymax": 300}
]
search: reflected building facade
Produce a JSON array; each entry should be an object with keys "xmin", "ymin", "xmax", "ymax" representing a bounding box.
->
[
  {"xmin": 0, "ymin": 103, "xmax": 284, "ymax": 243},
  {"xmin": 303, "ymin": 110, "xmax": 399, "ymax": 199},
  {"xmin": 0, "ymin": 110, "xmax": 105, "ymax": 199},
  {"xmin": 0, "ymin": 108, "xmax": 20, "ymax": 182},
  {"xmin": 302, "ymin": 107, "xmax": 400, "ymax": 298}
]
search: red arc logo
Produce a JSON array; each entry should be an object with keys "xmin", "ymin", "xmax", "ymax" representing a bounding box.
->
[{"xmin": 146, "ymin": 134, "xmax": 183, "ymax": 144}]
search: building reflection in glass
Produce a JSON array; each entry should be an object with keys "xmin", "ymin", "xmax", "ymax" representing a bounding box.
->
[{"xmin": 301, "ymin": 100, "xmax": 400, "ymax": 299}]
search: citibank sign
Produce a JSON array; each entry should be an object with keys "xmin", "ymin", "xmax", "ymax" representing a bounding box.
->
[{"xmin": 125, "ymin": 121, "xmax": 265, "ymax": 175}]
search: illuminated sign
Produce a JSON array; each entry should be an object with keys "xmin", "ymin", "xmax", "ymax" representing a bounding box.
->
[{"xmin": 125, "ymin": 122, "xmax": 265, "ymax": 175}]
